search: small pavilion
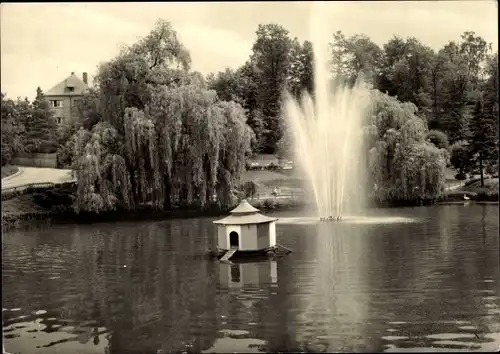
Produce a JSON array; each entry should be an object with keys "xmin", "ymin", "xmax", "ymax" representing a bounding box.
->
[{"xmin": 213, "ymin": 199, "xmax": 278, "ymax": 251}]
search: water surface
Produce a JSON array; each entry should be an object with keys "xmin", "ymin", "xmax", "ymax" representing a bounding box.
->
[{"xmin": 3, "ymin": 204, "xmax": 499, "ymax": 353}]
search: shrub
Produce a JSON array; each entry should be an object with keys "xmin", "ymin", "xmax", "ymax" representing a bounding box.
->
[
  {"xmin": 241, "ymin": 181, "xmax": 258, "ymax": 199},
  {"xmin": 267, "ymin": 162, "xmax": 279, "ymax": 171},
  {"xmin": 32, "ymin": 187, "xmax": 76, "ymax": 210},
  {"xmin": 450, "ymin": 140, "xmax": 472, "ymax": 175},
  {"xmin": 426, "ymin": 130, "xmax": 449, "ymax": 150},
  {"xmin": 262, "ymin": 199, "xmax": 277, "ymax": 209}
]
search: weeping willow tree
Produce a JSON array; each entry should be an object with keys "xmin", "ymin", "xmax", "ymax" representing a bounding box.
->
[
  {"xmin": 365, "ymin": 90, "xmax": 447, "ymax": 204},
  {"xmin": 72, "ymin": 20, "xmax": 253, "ymax": 214}
]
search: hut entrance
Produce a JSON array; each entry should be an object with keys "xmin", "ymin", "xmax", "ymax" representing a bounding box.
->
[{"xmin": 229, "ymin": 231, "xmax": 239, "ymax": 249}]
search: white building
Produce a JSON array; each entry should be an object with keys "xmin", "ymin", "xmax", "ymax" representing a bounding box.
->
[{"xmin": 213, "ymin": 199, "xmax": 278, "ymax": 252}]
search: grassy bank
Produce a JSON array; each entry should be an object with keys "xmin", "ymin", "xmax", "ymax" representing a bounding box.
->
[
  {"xmin": 242, "ymin": 169, "xmax": 304, "ymax": 197},
  {"xmin": 3, "ymin": 169, "xmax": 496, "ymax": 230},
  {"xmin": 1, "ymin": 165, "xmax": 19, "ymax": 179},
  {"xmin": 1, "ymin": 189, "xmax": 308, "ymax": 230},
  {"xmin": 445, "ymin": 177, "xmax": 499, "ymax": 202}
]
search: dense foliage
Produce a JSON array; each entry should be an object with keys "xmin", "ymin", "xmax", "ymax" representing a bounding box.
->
[
  {"xmin": 206, "ymin": 27, "xmax": 497, "ymax": 189},
  {"xmin": 24, "ymin": 88, "xmax": 59, "ymax": 154},
  {"xmin": 1, "ymin": 94, "xmax": 26, "ymax": 166},
  {"xmin": 2, "ymin": 19, "xmax": 497, "ymax": 209},
  {"xmin": 70, "ymin": 20, "xmax": 253, "ymax": 213},
  {"xmin": 366, "ymin": 92, "xmax": 448, "ymax": 203},
  {"xmin": 1, "ymin": 88, "xmax": 58, "ymax": 166},
  {"xmin": 207, "ymin": 25, "xmax": 314, "ymax": 154}
]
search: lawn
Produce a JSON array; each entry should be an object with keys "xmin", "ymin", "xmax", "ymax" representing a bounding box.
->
[
  {"xmin": 242, "ymin": 169, "xmax": 305, "ymax": 196},
  {"xmin": 460, "ymin": 177, "xmax": 499, "ymax": 194},
  {"xmin": 1, "ymin": 165, "xmax": 19, "ymax": 179},
  {"xmin": 1, "ymin": 193, "xmax": 49, "ymax": 216}
]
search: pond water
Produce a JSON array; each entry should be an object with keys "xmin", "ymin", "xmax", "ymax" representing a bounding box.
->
[{"xmin": 2, "ymin": 203, "xmax": 500, "ymax": 353}]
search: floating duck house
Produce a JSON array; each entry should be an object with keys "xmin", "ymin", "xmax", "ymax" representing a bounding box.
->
[{"xmin": 212, "ymin": 199, "xmax": 291, "ymax": 261}]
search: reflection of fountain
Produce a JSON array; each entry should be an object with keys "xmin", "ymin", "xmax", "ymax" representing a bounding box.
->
[
  {"xmin": 283, "ymin": 2, "xmax": 372, "ymax": 219},
  {"xmin": 293, "ymin": 223, "xmax": 370, "ymax": 352}
]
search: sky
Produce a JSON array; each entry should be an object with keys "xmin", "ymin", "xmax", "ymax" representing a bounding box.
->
[{"xmin": 1, "ymin": 1, "xmax": 498, "ymax": 100}]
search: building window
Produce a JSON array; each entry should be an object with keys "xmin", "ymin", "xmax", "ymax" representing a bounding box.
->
[
  {"xmin": 50, "ymin": 100, "xmax": 63, "ymax": 108},
  {"xmin": 57, "ymin": 117, "xmax": 62, "ymax": 124}
]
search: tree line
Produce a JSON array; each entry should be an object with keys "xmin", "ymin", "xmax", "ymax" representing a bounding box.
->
[
  {"xmin": 207, "ymin": 25, "xmax": 498, "ymax": 189},
  {"xmin": 1, "ymin": 88, "xmax": 58, "ymax": 166},
  {"xmin": 1, "ymin": 20, "xmax": 498, "ymax": 212}
]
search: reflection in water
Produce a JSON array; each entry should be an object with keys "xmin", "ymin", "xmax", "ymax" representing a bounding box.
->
[
  {"xmin": 291, "ymin": 222, "xmax": 373, "ymax": 352},
  {"xmin": 204, "ymin": 261, "xmax": 281, "ymax": 353},
  {"xmin": 2, "ymin": 205, "xmax": 500, "ymax": 353}
]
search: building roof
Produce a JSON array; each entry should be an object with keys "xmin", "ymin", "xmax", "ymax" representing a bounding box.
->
[
  {"xmin": 213, "ymin": 213, "xmax": 278, "ymax": 225},
  {"xmin": 213, "ymin": 199, "xmax": 278, "ymax": 225},
  {"xmin": 45, "ymin": 73, "xmax": 89, "ymax": 97},
  {"xmin": 229, "ymin": 199, "xmax": 260, "ymax": 214}
]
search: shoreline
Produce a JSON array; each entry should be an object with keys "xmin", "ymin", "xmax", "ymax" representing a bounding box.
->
[{"xmin": 2, "ymin": 193, "xmax": 498, "ymax": 231}]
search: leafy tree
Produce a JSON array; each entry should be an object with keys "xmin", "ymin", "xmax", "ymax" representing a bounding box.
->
[
  {"xmin": 24, "ymin": 87, "xmax": 58, "ymax": 154},
  {"xmin": 377, "ymin": 37, "xmax": 435, "ymax": 115},
  {"xmin": 329, "ymin": 31, "xmax": 383, "ymax": 86},
  {"xmin": 251, "ymin": 24, "xmax": 292, "ymax": 153},
  {"xmin": 276, "ymin": 122, "xmax": 294, "ymax": 160},
  {"xmin": 299, "ymin": 40, "xmax": 314, "ymax": 96},
  {"xmin": 425, "ymin": 130, "xmax": 449, "ymax": 150},
  {"xmin": 72, "ymin": 20, "xmax": 253, "ymax": 214},
  {"xmin": 367, "ymin": 91, "xmax": 447, "ymax": 204},
  {"xmin": 288, "ymin": 38, "xmax": 314, "ymax": 99},
  {"xmin": 481, "ymin": 52, "xmax": 499, "ymax": 156},
  {"xmin": 94, "ymin": 19, "xmax": 191, "ymax": 134},
  {"xmin": 458, "ymin": 31, "xmax": 490, "ymax": 91},
  {"xmin": 207, "ymin": 68, "xmax": 241, "ymax": 103},
  {"xmin": 468, "ymin": 98, "xmax": 498, "ymax": 187},
  {"xmin": 73, "ymin": 88, "xmax": 102, "ymax": 130},
  {"xmin": 432, "ymin": 33, "xmax": 491, "ymax": 143},
  {"xmin": 450, "ymin": 140, "xmax": 472, "ymax": 177},
  {"xmin": 1, "ymin": 93, "xmax": 26, "ymax": 165},
  {"xmin": 434, "ymin": 42, "xmax": 472, "ymax": 142}
]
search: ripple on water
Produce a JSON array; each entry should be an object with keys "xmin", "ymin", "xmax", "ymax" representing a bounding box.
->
[
  {"xmin": 276, "ymin": 216, "xmax": 418, "ymax": 225},
  {"xmin": 3, "ymin": 308, "xmax": 109, "ymax": 354},
  {"xmin": 219, "ymin": 329, "xmax": 250, "ymax": 337},
  {"xmin": 458, "ymin": 326, "xmax": 478, "ymax": 330},
  {"xmin": 426, "ymin": 333, "xmax": 477, "ymax": 340},
  {"xmin": 382, "ymin": 335, "xmax": 409, "ymax": 341},
  {"xmin": 432, "ymin": 340, "xmax": 481, "ymax": 348},
  {"xmin": 202, "ymin": 337, "xmax": 266, "ymax": 353}
]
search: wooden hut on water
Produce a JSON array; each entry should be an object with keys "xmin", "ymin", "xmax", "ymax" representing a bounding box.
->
[{"xmin": 212, "ymin": 199, "xmax": 291, "ymax": 261}]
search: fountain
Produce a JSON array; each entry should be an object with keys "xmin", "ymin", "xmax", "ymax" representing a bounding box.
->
[{"xmin": 283, "ymin": 3, "xmax": 372, "ymax": 220}]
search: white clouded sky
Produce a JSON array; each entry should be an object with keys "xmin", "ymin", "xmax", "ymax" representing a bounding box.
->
[{"xmin": 1, "ymin": 1, "xmax": 497, "ymax": 100}]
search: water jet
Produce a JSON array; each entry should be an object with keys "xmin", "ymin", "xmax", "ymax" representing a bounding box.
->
[{"xmin": 283, "ymin": 3, "xmax": 372, "ymax": 218}]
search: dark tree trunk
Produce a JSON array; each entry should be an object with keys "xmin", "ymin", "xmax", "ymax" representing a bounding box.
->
[
  {"xmin": 163, "ymin": 173, "xmax": 171, "ymax": 210},
  {"xmin": 479, "ymin": 154, "xmax": 484, "ymax": 187}
]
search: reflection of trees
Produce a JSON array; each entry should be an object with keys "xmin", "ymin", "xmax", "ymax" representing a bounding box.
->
[
  {"xmin": 102, "ymin": 219, "xmax": 219, "ymax": 353},
  {"xmin": 359, "ymin": 205, "xmax": 500, "ymax": 351},
  {"xmin": 4, "ymin": 206, "xmax": 499, "ymax": 352},
  {"xmin": 3, "ymin": 219, "xmax": 219, "ymax": 353}
]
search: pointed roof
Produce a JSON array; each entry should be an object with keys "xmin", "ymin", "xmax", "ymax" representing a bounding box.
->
[
  {"xmin": 229, "ymin": 199, "xmax": 259, "ymax": 214},
  {"xmin": 213, "ymin": 199, "xmax": 277, "ymax": 225},
  {"xmin": 45, "ymin": 73, "xmax": 89, "ymax": 97}
]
